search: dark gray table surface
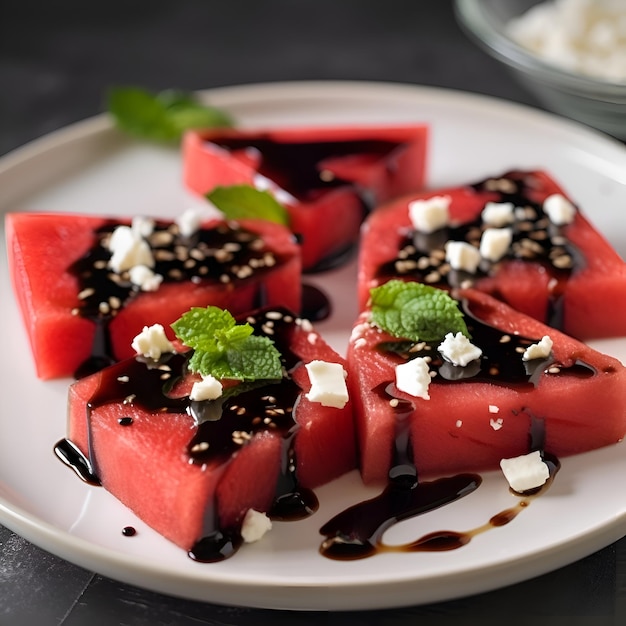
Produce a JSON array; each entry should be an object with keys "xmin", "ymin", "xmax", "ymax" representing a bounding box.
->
[{"xmin": 1, "ymin": 1, "xmax": 625, "ymax": 624}]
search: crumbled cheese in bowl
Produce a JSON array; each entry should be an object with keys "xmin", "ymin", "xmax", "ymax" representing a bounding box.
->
[{"xmin": 507, "ymin": 0, "xmax": 626, "ymax": 83}]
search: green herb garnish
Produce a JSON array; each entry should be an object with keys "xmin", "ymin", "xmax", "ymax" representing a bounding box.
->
[
  {"xmin": 207, "ymin": 184, "xmax": 290, "ymax": 226},
  {"xmin": 369, "ymin": 280, "xmax": 469, "ymax": 343},
  {"xmin": 171, "ymin": 306, "xmax": 283, "ymax": 381},
  {"xmin": 107, "ymin": 87, "xmax": 233, "ymax": 142}
]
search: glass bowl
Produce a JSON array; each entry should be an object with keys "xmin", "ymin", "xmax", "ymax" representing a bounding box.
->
[{"xmin": 454, "ymin": 0, "xmax": 626, "ymax": 139}]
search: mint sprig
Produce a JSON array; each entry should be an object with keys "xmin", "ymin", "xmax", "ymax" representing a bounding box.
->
[
  {"xmin": 171, "ymin": 307, "xmax": 283, "ymax": 381},
  {"xmin": 370, "ymin": 280, "xmax": 469, "ymax": 343},
  {"xmin": 207, "ymin": 185, "xmax": 290, "ymax": 226},
  {"xmin": 107, "ymin": 87, "xmax": 233, "ymax": 142}
]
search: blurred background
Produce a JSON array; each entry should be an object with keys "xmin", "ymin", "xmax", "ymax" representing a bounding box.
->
[{"xmin": 0, "ymin": 0, "xmax": 540, "ymax": 157}]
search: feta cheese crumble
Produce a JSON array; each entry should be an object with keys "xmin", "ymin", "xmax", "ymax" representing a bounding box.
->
[
  {"xmin": 108, "ymin": 224, "xmax": 155, "ymax": 273},
  {"xmin": 131, "ymin": 324, "xmax": 175, "ymax": 360},
  {"xmin": 507, "ymin": 0, "xmax": 626, "ymax": 83},
  {"xmin": 481, "ymin": 201, "xmax": 515, "ymax": 227},
  {"xmin": 543, "ymin": 193, "xmax": 577, "ymax": 225},
  {"xmin": 190, "ymin": 374, "xmax": 223, "ymax": 402},
  {"xmin": 408, "ymin": 195, "xmax": 451, "ymax": 233},
  {"xmin": 523, "ymin": 335, "xmax": 554, "ymax": 361},
  {"xmin": 240, "ymin": 509, "xmax": 272, "ymax": 543},
  {"xmin": 500, "ymin": 450, "xmax": 550, "ymax": 493},
  {"xmin": 131, "ymin": 216, "xmax": 155, "ymax": 239},
  {"xmin": 480, "ymin": 227, "xmax": 513, "ymax": 263},
  {"xmin": 176, "ymin": 204, "xmax": 220, "ymax": 238},
  {"xmin": 128, "ymin": 265, "xmax": 164, "ymax": 292},
  {"xmin": 438, "ymin": 332, "xmax": 482, "ymax": 367},
  {"xmin": 395, "ymin": 357, "xmax": 431, "ymax": 399},
  {"xmin": 305, "ymin": 360, "xmax": 349, "ymax": 409},
  {"xmin": 445, "ymin": 241, "xmax": 481, "ymax": 273}
]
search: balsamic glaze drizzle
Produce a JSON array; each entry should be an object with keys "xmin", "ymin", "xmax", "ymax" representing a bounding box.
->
[
  {"xmin": 377, "ymin": 171, "xmax": 585, "ymax": 330},
  {"xmin": 69, "ymin": 220, "xmax": 289, "ymax": 378},
  {"xmin": 319, "ymin": 294, "xmax": 587, "ymax": 560},
  {"xmin": 208, "ymin": 136, "xmax": 405, "ymax": 199},
  {"xmin": 55, "ymin": 308, "xmax": 319, "ymax": 563}
]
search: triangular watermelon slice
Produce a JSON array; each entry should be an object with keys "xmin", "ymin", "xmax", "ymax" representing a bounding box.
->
[
  {"xmin": 6, "ymin": 212, "xmax": 301, "ymax": 379},
  {"xmin": 348, "ymin": 286, "xmax": 626, "ymax": 484},
  {"xmin": 183, "ymin": 124, "xmax": 428, "ymax": 271},
  {"xmin": 358, "ymin": 169, "xmax": 626, "ymax": 340},
  {"xmin": 59, "ymin": 307, "xmax": 355, "ymax": 560}
]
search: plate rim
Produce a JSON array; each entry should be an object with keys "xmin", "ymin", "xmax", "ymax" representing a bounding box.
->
[{"xmin": 1, "ymin": 79, "xmax": 625, "ymax": 611}]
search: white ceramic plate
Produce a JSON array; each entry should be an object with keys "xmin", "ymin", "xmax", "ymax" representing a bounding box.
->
[{"xmin": 1, "ymin": 81, "xmax": 625, "ymax": 611}]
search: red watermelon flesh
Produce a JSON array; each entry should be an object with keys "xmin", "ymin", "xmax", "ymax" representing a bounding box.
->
[
  {"xmin": 182, "ymin": 125, "xmax": 429, "ymax": 270},
  {"xmin": 348, "ymin": 288, "xmax": 626, "ymax": 484},
  {"xmin": 6, "ymin": 212, "xmax": 301, "ymax": 380},
  {"xmin": 359, "ymin": 169, "xmax": 626, "ymax": 340},
  {"xmin": 62, "ymin": 308, "xmax": 355, "ymax": 558}
]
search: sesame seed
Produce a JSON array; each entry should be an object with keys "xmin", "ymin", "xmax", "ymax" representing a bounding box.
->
[
  {"xmin": 389, "ymin": 398, "xmax": 399, "ymax": 408},
  {"xmin": 191, "ymin": 441, "xmax": 210, "ymax": 454},
  {"xmin": 99, "ymin": 301, "xmax": 110, "ymax": 315},
  {"xmin": 155, "ymin": 250, "xmax": 175, "ymax": 261},
  {"xmin": 150, "ymin": 231, "xmax": 174, "ymax": 247},
  {"xmin": 78, "ymin": 288, "xmax": 95, "ymax": 300},
  {"xmin": 553, "ymin": 255, "xmax": 572, "ymax": 269},
  {"xmin": 236, "ymin": 266, "xmax": 254, "ymax": 279},
  {"xmin": 189, "ymin": 248, "xmax": 205, "ymax": 261},
  {"xmin": 266, "ymin": 311, "xmax": 283, "ymax": 320},
  {"xmin": 123, "ymin": 394, "xmax": 136, "ymax": 404},
  {"xmin": 109, "ymin": 296, "xmax": 122, "ymax": 310},
  {"xmin": 117, "ymin": 375, "xmax": 129, "ymax": 383},
  {"xmin": 499, "ymin": 335, "xmax": 511, "ymax": 343},
  {"xmin": 548, "ymin": 366, "xmax": 561, "ymax": 374}
]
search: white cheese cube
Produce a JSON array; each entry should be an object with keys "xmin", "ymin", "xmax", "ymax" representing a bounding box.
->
[
  {"xmin": 131, "ymin": 216, "xmax": 155, "ymax": 238},
  {"xmin": 480, "ymin": 227, "xmax": 513, "ymax": 263},
  {"xmin": 500, "ymin": 450, "xmax": 550, "ymax": 492},
  {"xmin": 131, "ymin": 324, "xmax": 175, "ymax": 360},
  {"xmin": 128, "ymin": 265, "xmax": 164, "ymax": 292},
  {"xmin": 543, "ymin": 194, "xmax": 576, "ymax": 225},
  {"xmin": 438, "ymin": 332, "xmax": 482, "ymax": 367},
  {"xmin": 395, "ymin": 357, "xmax": 431, "ymax": 400},
  {"xmin": 176, "ymin": 204, "xmax": 219, "ymax": 238},
  {"xmin": 108, "ymin": 225, "xmax": 155, "ymax": 273},
  {"xmin": 481, "ymin": 201, "xmax": 515, "ymax": 227},
  {"xmin": 190, "ymin": 374, "xmax": 223, "ymax": 402},
  {"xmin": 522, "ymin": 335, "xmax": 553, "ymax": 361},
  {"xmin": 445, "ymin": 240, "xmax": 481, "ymax": 273},
  {"xmin": 408, "ymin": 195, "xmax": 451, "ymax": 233},
  {"xmin": 305, "ymin": 360, "xmax": 349, "ymax": 409},
  {"xmin": 241, "ymin": 509, "xmax": 272, "ymax": 543}
]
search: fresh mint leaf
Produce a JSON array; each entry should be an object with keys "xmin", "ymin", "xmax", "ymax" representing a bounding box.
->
[
  {"xmin": 171, "ymin": 306, "xmax": 283, "ymax": 381},
  {"xmin": 370, "ymin": 280, "xmax": 469, "ymax": 343},
  {"xmin": 107, "ymin": 87, "xmax": 233, "ymax": 142},
  {"xmin": 207, "ymin": 185, "xmax": 290, "ymax": 226}
]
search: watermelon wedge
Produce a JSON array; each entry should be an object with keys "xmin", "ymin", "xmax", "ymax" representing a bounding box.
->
[
  {"xmin": 348, "ymin": 287, "xmax": 626, "ymax": 484},
  {"xmin": 358, "ymin": 169, "xmax": 626, "ymax": 340},
  {"xmin": 6, "ymin": 212, "xmax": 301, "ymax": 380},
  {"xmin": 59, "ymin": 307, "xmax": 355, "ymax": 560},
  {"xmin": 183, "ymin": 125, "xmax": 429, "ymax": 271}
]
